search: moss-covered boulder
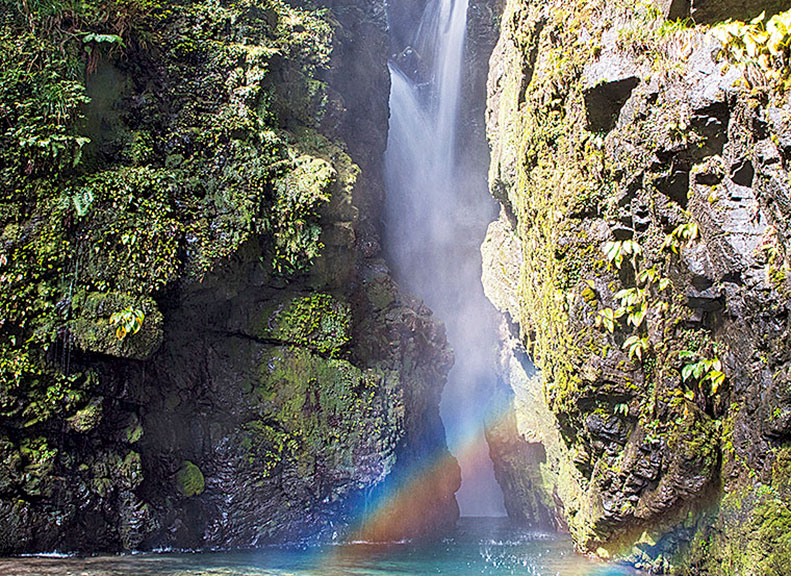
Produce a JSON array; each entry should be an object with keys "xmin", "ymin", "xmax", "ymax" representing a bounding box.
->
[
  {"xmin": 72, "ymin": 292, "xmax": 163, "ymax": 360},
  {"xmin": 176, "ymin": 461, "xmax": 205, "ymax": 498},
  {"xmin": 256, "ymin": 293, "xmax": 351, "ymax": 357}
]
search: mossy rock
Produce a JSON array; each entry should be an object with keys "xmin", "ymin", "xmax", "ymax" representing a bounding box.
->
[
  {"xmin": 66, "ymin": 399, "xmax": 103, "ymax": 433},
  {"xmin": 71, "ymin": 291, "xmax": 163, "ymax": 360},
  {"xmin": 124, "ymin": 414, "xmax": 144, "ymax": 444},
  {"xmin": 258, "ymin": 293, "xmax": 351, "ymax": 357},
  {"xmin": 249, "ymin": 346, "xmax": 391, "ymax": 480},
  {"xmin": 176, "ymin": 460, "xmax": 205, "ymax": 498}
]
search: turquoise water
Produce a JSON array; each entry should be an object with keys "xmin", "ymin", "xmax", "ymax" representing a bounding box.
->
[{"xmin": 0, "ymin": 519, "xmax": 640, "ymax": 576}]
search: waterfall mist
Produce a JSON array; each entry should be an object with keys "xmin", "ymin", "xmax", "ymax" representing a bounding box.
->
[{"xmin": 384, "ymin": 0, "xmax": 505, "ymax": 516}]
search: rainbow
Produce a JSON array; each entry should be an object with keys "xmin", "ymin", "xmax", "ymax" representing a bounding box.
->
[{"xmin": 309, "ymin": 403, "xmax": 643, "ymax": 576}]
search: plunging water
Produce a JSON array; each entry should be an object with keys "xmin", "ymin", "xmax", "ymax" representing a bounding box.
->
[{"xmin": 384, "ymin": 0, "xmax": 505, "ymax": 515}]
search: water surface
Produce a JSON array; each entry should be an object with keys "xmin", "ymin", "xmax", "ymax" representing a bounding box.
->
[{"xmin": 1, "ymin": 518, "xmax": 640, "ymax": 576}]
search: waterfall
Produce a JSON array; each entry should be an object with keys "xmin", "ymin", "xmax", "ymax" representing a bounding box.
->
[{"xmin": 384, "ymin": 0, "xmax": 505, "ymax": 516}]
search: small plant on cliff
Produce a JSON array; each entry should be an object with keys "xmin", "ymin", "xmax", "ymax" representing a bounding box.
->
[
  {"xmin": 596, "ymin": 307, "xmax": 624, "ymax": 333},
  {"xmin": 109, "ymin": 306, "xmax": 144, "ymax": 341},
  {"xmin": 680, "ymin": 351, "xmax": 726, "ymax": 394},
  {"xmin": 624, "ymin": 335, "xmax": 649, "ymax": 362},
  {"xmin": 614, "ymin": 402, "xmax": 630, "ymax": 417},
  {"xmin": 637, "ymin": 266, "xmax": 672, "ymax": 292},
  {"xmin": 661, "ymin": 221, "xmax": 699, "ymax": 254},
  {"xmin": 603, "ymin": 239, "xmax": 642, "ymax": 270},
  {"xmin": 712, "ymin": 10, "xmax": 791, "ymax": 90},
  {"xmin": 614, "ymin": 287, "xmax": 649, "ymax": 328}
]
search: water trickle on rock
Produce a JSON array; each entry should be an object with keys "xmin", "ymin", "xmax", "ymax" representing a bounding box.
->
[{"xmin": 384, "ymin": 0, "xmax": 506, "ymax": 516}]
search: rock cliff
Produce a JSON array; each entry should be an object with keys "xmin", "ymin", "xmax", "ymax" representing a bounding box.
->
[
  {"xmin": 0, "ymin": 0, "xmax": 459, "ymax": 552},
  {"xmin": 482, "ymin": 1, "xmax": 791, "ymax": 573}
]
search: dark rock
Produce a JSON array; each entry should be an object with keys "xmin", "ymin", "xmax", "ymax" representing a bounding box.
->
[
  {"xmin": 730, "ymin": 158, "xmax": 755, "ymax": 187},
  {"xmin": 695, "ymin": 170, "xmax": 723, "ymax": 186},
  {"xmin": 585, "ymin": 411, "xmax": 629, "ymax": 446},
  {"xmin": 486, "ymin": 403, "xmax": 554, "ymax": 528},
  {"xmin": 618, "ymin": 176, "xmax": 642, "ymax": 207},
  {"xmin": 766, "ymin": 106, "xmax": 791, "ymax": 158},
  {"xmin": 612, "ymin": 225, "xmax": 634, "ymax": 240},
  {"xmin": 632, "ymin": 200, "xmax": 652, "ymax": 232},
  {"xmin": 686, "ymin": 285, "xmax": 725, "ymax": 312},
  {"xmin": 687, "ymin": 101, "xmax": 729, "ymax": 161},
  {"xmin": 655, "ymin": 0, "xmax": 691, "ymax": 20},
  {"xmin": 655, "ymin": 169, "xmax": 690, "ymax": 207},
  {"xmin": 688, "ymin": 0, "xmax": 789, "ymax": 23},
  {"xmin": 582, "ymin": 56, "xmax": 640, "ymax": 133}
]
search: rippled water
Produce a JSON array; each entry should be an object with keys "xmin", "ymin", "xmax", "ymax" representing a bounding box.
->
[{"xmin": 0, "ymin": 518, "xmax": 640, "ymax": 576}]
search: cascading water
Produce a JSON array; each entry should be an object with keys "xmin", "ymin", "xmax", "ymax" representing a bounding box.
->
[{"xmin": 384, "ymin": 0, "xmax": 505, "ymax": 516}]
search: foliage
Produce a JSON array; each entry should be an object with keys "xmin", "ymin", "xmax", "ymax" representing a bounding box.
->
[
  {"xmin": 270, "ymin": 154, "xmax": 335, "ymax": 276},
  {"xmin": 680, "ymin": 351, "xmax": 726, "ymax": 394},
  {"xmin": 0, "ymin": 0, "xmax": 347, "ymax": 512},
  {"xmin": 603, "ymin": 239, "xmax": 642, "ymax": 270},
  {"xmin": 596, "ymin": 307, "xmax": 624, "ymax": 333},
  {"xmin": 624, "ymin": 335, "xmax": 649, "ymax": 362},
  {"xmin": 249, "ymin": 348, "xmax": 387, "ymax": 479},
  {"xmin": 264, "ymin": 294, "xmax": 351, "ymax": 357},
  {"xmin": 637, "ymin": 266, "xmax": 672, "ymax": 291},
  {"xmin": 713, "ymin": 10, "xmax": 791, "ymax": 90},
  {"xmin": 661, "ymin": 221, "xmax": 699, "ymax": 254},
  {"xmin": 109, "ymin": 306, "xmax": 144, "ymax": 341},
  {"xmin": 614, "ymin": 287, "xmax": 648, "ymax": 328}
]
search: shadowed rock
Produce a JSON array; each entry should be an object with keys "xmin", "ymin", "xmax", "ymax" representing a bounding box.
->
[{"xmin": 582, "ymin": 61, "xmax": 640, "ymax": 133}]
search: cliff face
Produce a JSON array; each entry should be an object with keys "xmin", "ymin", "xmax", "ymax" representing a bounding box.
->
[
  {"xmin": 0, "ymin": 0, "xmax": 458, "ymax": 552},
  {"xmin": 482, "ymin": 0, "xmax": 791, "ymax": 573}
]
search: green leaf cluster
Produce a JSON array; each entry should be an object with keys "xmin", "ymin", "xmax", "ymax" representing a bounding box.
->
[
  {"xmin": 680, "ymin": 351, "xmax": 726, "ymax": 394},
  {"xmin": 603, "ymin": 239, "xmax": 642, "ymax": 270},
  {"xmin": 713, "ymin": 10, "xmax": 791, "ymax": 90},
  {"xmin": 108, "ymin": 306, "xmax": 144, "ymax": 341}
]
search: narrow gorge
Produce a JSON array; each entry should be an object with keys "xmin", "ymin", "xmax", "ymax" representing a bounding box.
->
[{"xmin": 1, "ymin": 0, "xmax": 791, "ymax": 574}]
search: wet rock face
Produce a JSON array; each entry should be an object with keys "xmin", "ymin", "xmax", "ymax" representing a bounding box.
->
[
  {"xmin": 131, "ymin": 248, "xmax": 456, "ymax": 549},
  {"xmin": 485, "ymin": 395, "xmax": 554, "ymax": 528},
  {"xmin": 483, "ymin": 0, "xmax": 791, "ymax": 572},
  {"xmin": 0, "ymin": 0, "xmax": 459, "ymax": 553}
]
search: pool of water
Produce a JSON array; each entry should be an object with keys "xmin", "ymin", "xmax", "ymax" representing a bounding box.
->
[{"xmin": 0, "ymin": 518, "xmax": 641, "ymax": 576}]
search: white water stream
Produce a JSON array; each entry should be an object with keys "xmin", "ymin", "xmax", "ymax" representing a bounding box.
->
[{"xmin": 384, "ymin": 0, "xmax": 505, "ymax": 516}]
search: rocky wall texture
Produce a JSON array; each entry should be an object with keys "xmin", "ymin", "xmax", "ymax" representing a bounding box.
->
[
  {"xmin": 0, "ymin": 0, "xmax": 459, "ymax": 552},
  {"xmin": 482, "ymin": 0, "xmax": 791, "ymax": 573}
]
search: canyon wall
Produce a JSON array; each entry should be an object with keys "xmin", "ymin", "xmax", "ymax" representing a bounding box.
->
[
  {"xmin": 482, "ymin": 1, "xmax": 791, "ymax": 573},
  {"xmin": 0, "ymin": 0, "xmax": 459, "ymax": 552}
]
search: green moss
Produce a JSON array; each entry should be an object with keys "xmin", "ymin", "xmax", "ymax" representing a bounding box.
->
[
  {"xmin": 124, "ymin": 416, "xmax": 144, "ymax": 444},
  {"xmin": 684, "ymin": 446, "xmax": 791, "ymax": 576},
  {"xmin": 0, "ymin": 0, "xmax": 348, "ymax": 507},
  {"xmin": 67, "ymin": 399, "xmax": 103, "ymax": 433},
  {"xmin": 246, "ymin": 347, "xmax": 391, "ymax": 479},
  {"xmin": 71, "ymin": 291, "xmax": 163, "ymax": 360},
  {"xmin": 176, "ymin": 460, "xmax": 205, "ymax": 498},
  {"xmin": 260, "ymin": 293, "xmax": 351, "ymax": 357}
]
